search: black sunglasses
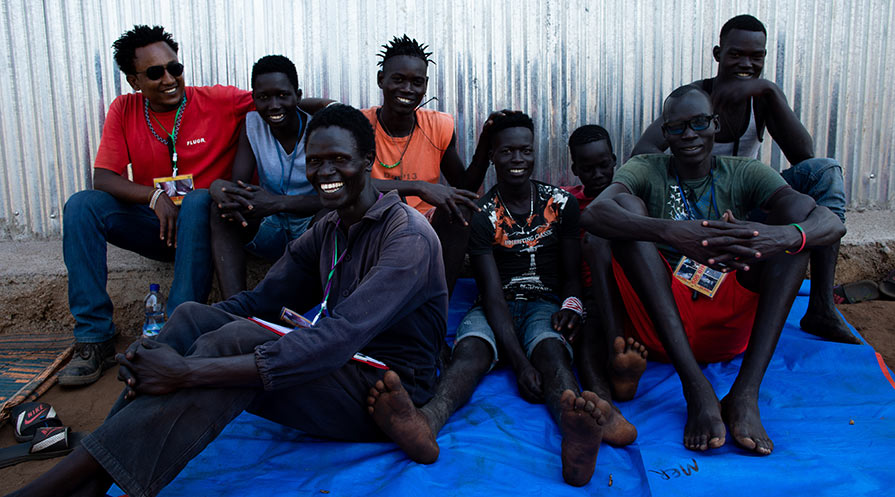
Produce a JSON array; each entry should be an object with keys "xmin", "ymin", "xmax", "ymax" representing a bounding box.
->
[
  {"xmin": 136, "ymin": 62, "xmax": 184, "ymax": 81},
  {"xmin": 662, "ymin": 114, "xmax": 716, "ymax": 135}
]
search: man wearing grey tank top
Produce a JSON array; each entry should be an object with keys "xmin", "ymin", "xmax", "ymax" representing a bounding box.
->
[{"xmin": 210, "ymin": 55, "xmax": 324, "ymax": 298}]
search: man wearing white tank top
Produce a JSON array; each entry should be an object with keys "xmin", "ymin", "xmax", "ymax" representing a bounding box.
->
[{"xmin": 633, "ymin": 15, "xmax": 854, "ymax": 344}]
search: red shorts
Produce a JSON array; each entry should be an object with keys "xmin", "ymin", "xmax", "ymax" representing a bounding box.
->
[{"xmin": 611, "ymin": 255, "xmax": 760, "ymax": 363}]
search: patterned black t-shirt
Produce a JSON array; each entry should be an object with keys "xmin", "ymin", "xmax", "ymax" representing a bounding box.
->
[{"xmin": 468, "ymin": 180, "xmax": 579, "ymax": 300}]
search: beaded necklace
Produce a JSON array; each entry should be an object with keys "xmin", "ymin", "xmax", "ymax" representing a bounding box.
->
[
  {"xmin": 375, "ymin": 108, "xmax": 416, "ymax": 171},
  {"xmin": 144, "ymin": 94, "xmax": 187, "ymax": 174}
]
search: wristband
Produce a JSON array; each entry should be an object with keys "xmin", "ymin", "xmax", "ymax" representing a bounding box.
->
[
  {"xmin": 149, "ymin": 189, "xmax": 165, "ymax": 210},
  {"xmin": 784, "ymin": 223, "xmax": 806, "ymax": 254},
  {"xmin": 561, "ymin": 296, "xmax": 585, "ymax": 318}
]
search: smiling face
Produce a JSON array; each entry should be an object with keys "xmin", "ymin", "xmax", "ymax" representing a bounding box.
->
[
  {"xmin": 662, "ymin": 91, "xmax": 719, "ymax": 170},
  {"xmin": 126, "ymin": 41, "xmax": 184, "ymax": 113},
  {"xmin": 490, "ymin": 127, "xmax": 535, "ymax": 189},
  {"xmin": 713, "ymin": 29, "xmax": 767, "ymax": 82},
  {"xmin": 377, "ymin": 55, "xmax": 428, "ymax": 115},
  {"xmin": 306, "ymin": 126, "xmax": 374, "ymax": 212},
  {"xmin": 252, "ymin": 72, "xmax": 301, "ymax": 129},
  {"xmin": 571, "ymin": 139, "xmax": 616, "ymax": 198}
]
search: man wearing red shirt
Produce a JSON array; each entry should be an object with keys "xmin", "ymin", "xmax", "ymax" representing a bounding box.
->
[{"xmin": 59, "ymin": 25, "xmax": 253, "ymax": 386}]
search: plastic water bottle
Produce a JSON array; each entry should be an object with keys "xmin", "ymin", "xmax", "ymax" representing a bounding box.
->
[{"xmin": 142, "ymin": 283, "xmax": 166, "ymax": 338}]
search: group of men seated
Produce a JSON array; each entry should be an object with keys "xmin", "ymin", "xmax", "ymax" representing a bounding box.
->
[{"xmin": 9, "ymin": 14, "xmax": 851, "ymax": 496}]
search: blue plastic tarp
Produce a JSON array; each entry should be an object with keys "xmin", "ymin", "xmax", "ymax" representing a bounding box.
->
[{"xmin": 111, "ymin": 280, "xmax": 895, "ymax": 496}]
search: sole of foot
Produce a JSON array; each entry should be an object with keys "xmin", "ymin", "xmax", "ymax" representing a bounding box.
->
[
  {"xmin": 602, "ymin": 403, "xmax": 637, "ymax": 447},
  {"xmin": 609, "ymin": 336, "xmax": 648, "ymax": 401},
  {"xmin": 367, "ymin": 370, "xmax": 439, "ymax": 464},
  {"xmin": 559, "ymin": 390, "xmax": 607, "ymax": 487}
]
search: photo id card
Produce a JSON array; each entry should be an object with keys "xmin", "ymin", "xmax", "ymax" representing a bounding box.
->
[
  {"xmin": 152, "ymin": 174, "xmax": 194, "ymax": 206},
  {"xmin": 673, "ymin": 256, "xmax": 727, "ymax": 298}
]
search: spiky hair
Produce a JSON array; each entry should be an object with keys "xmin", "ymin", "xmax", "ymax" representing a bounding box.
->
[{"xmin": 377, "ymin": 34, "xmax": 434, "ymax": 67}]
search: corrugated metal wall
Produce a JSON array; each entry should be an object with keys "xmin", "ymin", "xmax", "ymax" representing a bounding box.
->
[{"xmin": 1, "ymin": 0, "xmax": 892, "ymax": 239}]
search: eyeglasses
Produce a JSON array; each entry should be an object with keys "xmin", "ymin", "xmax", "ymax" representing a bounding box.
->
[
  {"xmin": 662, "ymin": 114, "xmax": 716, "ymax": 135},
  {"xmin": 136, "ymin": 62, "xmax": 184, "ymax": 81}
]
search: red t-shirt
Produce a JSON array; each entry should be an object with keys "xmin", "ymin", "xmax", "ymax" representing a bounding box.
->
[
  {"xmin": 561, "ymin": 184, "xmax": 594, "ymax": 288},
  {"xmin": 94, "ymin": 85, "xmax": 254, "ymax": 188}
]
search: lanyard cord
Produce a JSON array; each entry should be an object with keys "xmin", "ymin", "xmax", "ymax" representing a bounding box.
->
[
  {"xmin": 275, "ymin": 110, "xmax": 304, "ymax": 195},
  {"xmin": 309, "ymin": 193, "xmax": 383, "ymax": 326},
  {"xmin": 311, "ymin": 220, "xmax": 348, "ymax": 325},
  {"xmin": 144, "ymin": 95, "xmax": 187, "ymax": 175},
  {"xmin": 673, "ymin": 158, "xmax": 720, "ymax": 221}
]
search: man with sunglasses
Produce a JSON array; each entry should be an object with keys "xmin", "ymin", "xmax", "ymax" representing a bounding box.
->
[
  {"xmin": 632, "ymin": 14, "xmax": 854, "ymax": 345},
  {"xmin": 582, "ymin": 86, "xmax": 845, "ymax": 456},
  {"xmin": 59, "ymin": 25, "xmax": 254, "ymax": 386}
]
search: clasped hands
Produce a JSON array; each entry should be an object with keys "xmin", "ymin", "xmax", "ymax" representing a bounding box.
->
[
  {"xmin": 211, "ymin": 179, "xmax": 279, "ymax": 227},
  {"xmin": 670, "ymin": 210, "xmax": 798, "ymax": 272},
  {"xmin": 117, "ymin": 339, "xmax": 189, "ymax": 399}
]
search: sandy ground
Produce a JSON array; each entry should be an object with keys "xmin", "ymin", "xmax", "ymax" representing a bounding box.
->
[{"xmin": 0, "ymin": 301, "xmax": 892, "ymax": 495}]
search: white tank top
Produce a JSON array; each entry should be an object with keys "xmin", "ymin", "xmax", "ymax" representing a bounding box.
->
[{"xmin": 712, "ymin": 99, "xmax": 762, "ymax": 159}]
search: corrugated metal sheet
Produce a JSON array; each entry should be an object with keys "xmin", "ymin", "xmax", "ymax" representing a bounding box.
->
[{"xmin": 1, "ymin": 0, "xmax": 892, "ymax": 239}]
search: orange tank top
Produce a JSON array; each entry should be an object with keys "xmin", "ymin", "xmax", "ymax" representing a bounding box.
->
[{"xmin": 362, "ymin": 107, "xmax": 454, "ymax": 214}]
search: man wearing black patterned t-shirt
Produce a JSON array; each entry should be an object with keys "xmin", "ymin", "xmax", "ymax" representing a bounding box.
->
[{"xmin": 368, "ymin": 112, "xmax": 634, "ymax": 486}]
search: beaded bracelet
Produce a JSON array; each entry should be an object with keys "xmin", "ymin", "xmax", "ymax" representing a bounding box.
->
[
  {"xmin": 561, "ymin": 296, "xmax": 585, "ymax": 318},
  {"xmin": 784, "ymin": 223, "xmax": 806, "ymax": 254},
  {"xmin": 149, "ymin": 189, "xmax": 165, "ymax": 210}
]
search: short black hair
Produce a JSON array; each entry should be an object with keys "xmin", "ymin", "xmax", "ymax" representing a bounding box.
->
[
  {"xmin": 377, "ymin": 34, "xmax": 434, "ymax": 68},
  {"xmin": 489, "ymin": 112, "xmax": 534, "ymax": 146},
  {"xmin": 662, "ymin": 85, "xmax": 711, "ymax": 121},
  {"xmin": 305, "ymin": 104, "xmax": 376, "ymax": 159},
  {"xmin": 568, "ymin": 125, "xmax": 613, "ymax": 161},
  {"xmin": 720, "ymin": 15, "xmax": 767, "ymax": 45},
  {"xmin": 112, "ymin": 25, "xmax": 178, "ymax": 75},
  {"xmin": 252, "ymin": 55, "xmax": 299, "ymax": 91}
]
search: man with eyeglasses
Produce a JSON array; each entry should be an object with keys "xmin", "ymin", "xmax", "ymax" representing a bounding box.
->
[
  {"xmin": 582, "ymin": 86, "xmax": 844, "ymax": 456},
  {"xmin": 59, "ymin": 25, "xmax": 254, "ymax": 386},
  {"xmin": 632, "ymin": 14, "xmax": 854, "ymax": 345}
]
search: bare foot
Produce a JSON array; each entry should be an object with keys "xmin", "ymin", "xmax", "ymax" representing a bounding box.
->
[
  {"xmin": 601, "ymin": 403, "xmax": 637, "ymax": 447},
  {"xmin": 559, "ymin": 390, "xmax": 607, "ymax": 487},
  {"xmin": 800, "ymin": 312, "xmax": 861, "ymax": 344},
  {"xmin": 683, "ymin": 391, "xmax": 726, "ymax": 451},
  {"xmin": 367, "ymin": 371, "xmax": 439, "ymax": 464},
  {"xmin": 721, "ymin": 392, "xmax": 773, "ymax": 455},
  {"xmin": 609, "ymin": 337, "xmax": 648, "ymax": 401}
]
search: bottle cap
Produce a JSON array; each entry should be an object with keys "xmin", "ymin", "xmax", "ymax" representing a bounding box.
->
[{"xmin": 150, "ymin": 283, "xmax": 160, "ymax": 292}]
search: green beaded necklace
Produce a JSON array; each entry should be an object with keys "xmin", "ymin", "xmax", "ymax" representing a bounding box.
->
[{"xmin": 376, "ymin": 109, "xmax": 416, "ymax": 170}]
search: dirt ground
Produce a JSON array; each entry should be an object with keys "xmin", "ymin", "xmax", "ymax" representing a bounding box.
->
[{"xmin": 0, "ymin": 301, "xmax": 893, "ymax": 494}]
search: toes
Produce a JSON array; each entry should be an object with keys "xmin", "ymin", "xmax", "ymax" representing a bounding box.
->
[
  {"xmin": 559, "ymin": 389, "xmax": 577, "ymax": 409},
  {"xmin": 708, "ymin": 436, "xmax": 725, "ymax": 449},
  {"xmin": 613, "ymin": 336, "xmax": 626, "ymax": 355},
  {"xmin": 383, "ymin": 370, "xmax": 402, "ymax": 390}
]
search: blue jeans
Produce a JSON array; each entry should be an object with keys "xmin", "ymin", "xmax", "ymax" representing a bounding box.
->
[
  {"xmin": 62, "ymin": 189, "xmax": 213, "ymax": 343},
  {"xmin": 781, "ymin": 157, "xmax": 846, "ymax": 223},
  {"xmin": 245, "ymin": 213, "xmax": 312, "ymax": 260},
  {"xmin": 455, "ymin": 298, "xmax": 572, "ymax": 369}
]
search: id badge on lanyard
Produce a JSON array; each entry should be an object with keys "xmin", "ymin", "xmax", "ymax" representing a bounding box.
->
[{"xmin": 673, "ymin": 257, "xmax": 727, "ymax": 298}]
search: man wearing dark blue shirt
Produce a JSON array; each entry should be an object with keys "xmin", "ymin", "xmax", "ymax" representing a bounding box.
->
[{"xmin": 9, "ymin": 104, "xmax": 448, "ymax": 497}]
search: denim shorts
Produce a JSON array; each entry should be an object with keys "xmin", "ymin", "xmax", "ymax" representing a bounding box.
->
[
  {"xmin": 781, "ymin": 157, "xmax": 846, "ymax": 223},
  {"xmin": 454, "ymin": 298, "xmax": 573, "ymax": 369},
  {"xmin": 245, "ymin": 214, "xmax": 312, "ymax": 260}
]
